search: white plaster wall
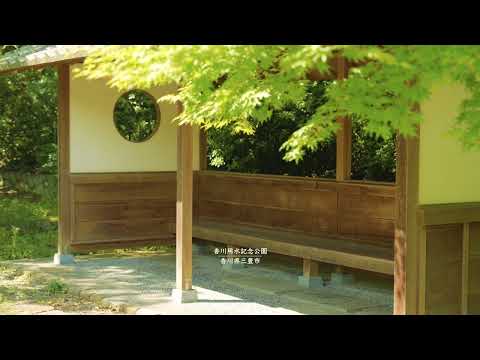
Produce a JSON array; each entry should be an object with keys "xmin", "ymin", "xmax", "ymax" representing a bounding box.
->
[
  {"xmin": 70, "ymin": 65, "xmax": 200, "ymax": 173},
  {"xmin": 419, "ymin": 80, "xmax": 480, "ymax": 205}
]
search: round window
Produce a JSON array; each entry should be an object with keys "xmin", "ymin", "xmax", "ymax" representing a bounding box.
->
[{"xmin": 113, "ymin": 90, "xmax": 160, "ymax": 143}]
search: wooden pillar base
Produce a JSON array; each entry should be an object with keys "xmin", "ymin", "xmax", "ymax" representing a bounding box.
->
[
  {"xmin": 171, "ymin": 288, "xmax": 198, "ymax": 304},
  {"xmin": 298, "ymin": 275, "xmax": 326, "ymax": 288},
  {"xmin": 330, "ymin": 272, "xmax": 355, "ymax": 286},
  {"xmin": 330, "ymin": 266, "xmax": 355, "ymax": 285},
  {"xmin": 53, "ymin": 253, "xmax": 75, "ymax": 266},
  {"xmin": 298, "ymin": 259, "xmax": 333, "ymax": 288}
]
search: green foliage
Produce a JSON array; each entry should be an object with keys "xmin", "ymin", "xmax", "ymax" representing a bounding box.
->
[
  {"xmin": 0, "ymin": 173, "xmax": 58, "ymax": 260},
  {"xmin": 78, "ymin": 45, "xmax": 480, "ymax": 162},
  {"xmin": 0, "ymin": 50, "xmax": 58, "ymax": 173},
  {"xmin": 46, "ymin": 279, "xmax": 68, "ymax": 296},
  {"xmin": 114, "ymin": 90, "xmax": 159, "ymax": 142},
  {"xmin": 207, "ymin": 81, "xmax": 396, "ymax": 181},
  {"xmin": 207, "ymin": 81, "xmax": 337, "ymax": 177},
  {"xmin": 0, "ymin": 45, "xmax": 58, "ymax": 174},
  {"xmin": 351, "ymin": 118, "xmax": 396, "ymax": 182}
]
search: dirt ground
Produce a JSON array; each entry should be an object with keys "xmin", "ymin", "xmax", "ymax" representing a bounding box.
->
[{"xmin": 0, "ymin": 264, "xmax": 126, "ymax": 315}]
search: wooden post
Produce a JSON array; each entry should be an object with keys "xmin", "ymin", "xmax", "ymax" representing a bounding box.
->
[
  {"xmin": 173, "ymin": 102, "xmax": 197, "ymax": 303},
  {"xmin": 54, "ymin": 64, "xmax": 74, "ymax": 265},
  {"xmin": 462, "ymin": 222, "xmax": 470, "ymax": 314},
  {"xmin": 298, "ymin": 258, "xmax": 322, "ymax": 288},
  {"xmin": 394, "ymin": 133, "xmax": 420, "ymax": 314},
  {"xmin": 335, "ymin": 56, "xmax": 352, "ymax": 182},
  {"xmin": 199, "ymin": 129, "xmax": 208, "ymax": 171},
  {"xmin": 303, "ymin": 258, "xmax": 319, "ymax": 278}
]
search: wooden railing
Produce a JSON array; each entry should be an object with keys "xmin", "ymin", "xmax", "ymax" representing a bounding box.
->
[
  {"xmin": 67, "ymin": 170, "xmax": 396, "ymax": 252},
  {"xmin": 197, "ymin": 171, "xmax": 396, "ymax": 248}
]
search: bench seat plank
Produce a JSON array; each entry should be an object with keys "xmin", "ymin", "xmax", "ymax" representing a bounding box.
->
[{"xmin": 192, "ymin": 220, "xmax": 394, "ymax": 275}]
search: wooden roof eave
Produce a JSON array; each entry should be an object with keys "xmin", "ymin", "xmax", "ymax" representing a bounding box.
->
[
  {"xmin": 0, "ymin": 57, "xmax": 86, "ymax": 76},
  {"xmin": 0, "ymin": 45, "xmax": 113, "ymax": 76}
]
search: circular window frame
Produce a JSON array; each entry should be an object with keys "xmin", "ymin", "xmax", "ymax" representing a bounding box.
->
[{"xmin": 113, "ymin": 89, "xmax": 161, "ymax": 144}]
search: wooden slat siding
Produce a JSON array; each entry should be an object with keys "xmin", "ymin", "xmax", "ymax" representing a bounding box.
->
[
  {"xmin": 424, "ymin": 224, "xmax": 463, "ymax": 314},
  {"xmin": 77, "ymin": 200, "xmax": 176, "ymax": 222},
  {"xmin": 69, "ymin": 172, "xmax": 195, "ymax": 248},
  {"xmin": 57, "ymin": 64, "xmax": 71, "ymax": 255},
  {"xmin": 337, "ymin": 182, "xmax": 395, "ymax": 243},
  {"xmin": 75, "ymin": 220, "xmax": 173, "ymax": 244},
  {"xmin": 417, "ymin": 205, "xmax": 480, "ymax": 314},
  {"xmin": 198, "ymin": 171, "xmax": 395, "ymax": 246},
  {"xmin": 462, "ymin": 223, "xmax": 470, "ymax": 314},
  {"xmin": 468, "ymin": 222, "xmax": 480, "ymax": 314},
  {"xmin": 199, "ymin": 174, "xmax": 336, "ymax": 234},
  {"xmin": 74, "ymin": 182, "xmax": 177, "ymax": 203}
]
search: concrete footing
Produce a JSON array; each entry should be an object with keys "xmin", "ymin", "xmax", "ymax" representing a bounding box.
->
[
  {"xmin": 298, "ymin": 275, "xmax": 326, "ymax": 289},
  {"xmin": 171, "ymin": 289, "xmax": 198, "ymax": 304},
  {"xmin": 330, "ymin": 272, "xmax": 355, "ymax": 285},
  {"xmin": 53, "ymin": 253, "xmax": 75, "ymax": 266}
]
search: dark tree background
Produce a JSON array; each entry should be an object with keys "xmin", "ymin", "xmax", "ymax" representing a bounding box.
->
[
  {"xmin": 207, "ymin": 82, "xmax": 397, "ymax": 182},
  {"xmin": 0, "ymin": 46, "xmax": 58, "ymax": 174}
]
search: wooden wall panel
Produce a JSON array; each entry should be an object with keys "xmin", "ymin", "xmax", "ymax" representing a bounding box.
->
[
  {"xmin": 69, "ymin": 172, "xmax": 198, "ymax": 248},
  {"xmin": 69, "ymin": 170, "xmax": 395, "ymax": 251},
  {"xmin": 76, "ymin": 201, "xmax": 176, "ymax": 222},
  {"xmin": 418, "ymin": 204, "xmax": 480, "ymax": 314},
  {"xmin": 75, "ymin": 219, "xmax": 172, "ymax": 244},
  {"xmin": 198, "ymin": 171, "xmax": 396, "ymax": 247},
  {"xmin": 338, "ymin": 183, "xmax": 395, "ymax": 243},
  {"xmin": 424, "ymin": 224, "xmax": 463, "ymax": 314},
  {"xmin": 469, "ymin": 222, "xmax": 480, "ymax": 314}
]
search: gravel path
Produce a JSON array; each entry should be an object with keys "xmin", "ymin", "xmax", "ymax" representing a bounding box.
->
[{"xmin": 3, "ymin": 246, "xmax": 393, "ymax": 315}]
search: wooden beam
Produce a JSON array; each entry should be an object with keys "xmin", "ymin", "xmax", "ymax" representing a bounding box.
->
[
  {"xmin": 335, "ymin": 56, "xmax": 352, "ymax": 182},
  {"xmin": 394, "ymin": 133, "xmax": 420, "ymax": 314},
  {"xmin": 0, "ymin": 58, "xmax": 85, "ymax": 76},
  {"xmin": 176, "ymin": 106, "xmax": 194, "ymax": 291},
  {"xmin": 418, "ymin": 203, "xmax": 480, "ymax": 226},
  {"xmin": 57, "ymin": 64, "xmax": 71, "ymax": 255}
]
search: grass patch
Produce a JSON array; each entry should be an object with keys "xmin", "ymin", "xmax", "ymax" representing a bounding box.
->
[
  {"xmin": 46, "ymin": 279, "xmax": 68, "ymax": 296},
  {"xmin": 0, "ymin": 173, "xmax": 58, "ymax": 261}
]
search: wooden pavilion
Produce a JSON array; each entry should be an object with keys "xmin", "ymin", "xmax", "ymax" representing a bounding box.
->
[{"xmin": 0, "ymin": 45, "xmax": 479, "ymax": 314}]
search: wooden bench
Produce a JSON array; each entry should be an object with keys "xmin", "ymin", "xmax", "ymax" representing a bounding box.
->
[{"xmin": 192, "ymin": 220, "xmax": 394, "ymax": 276}]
